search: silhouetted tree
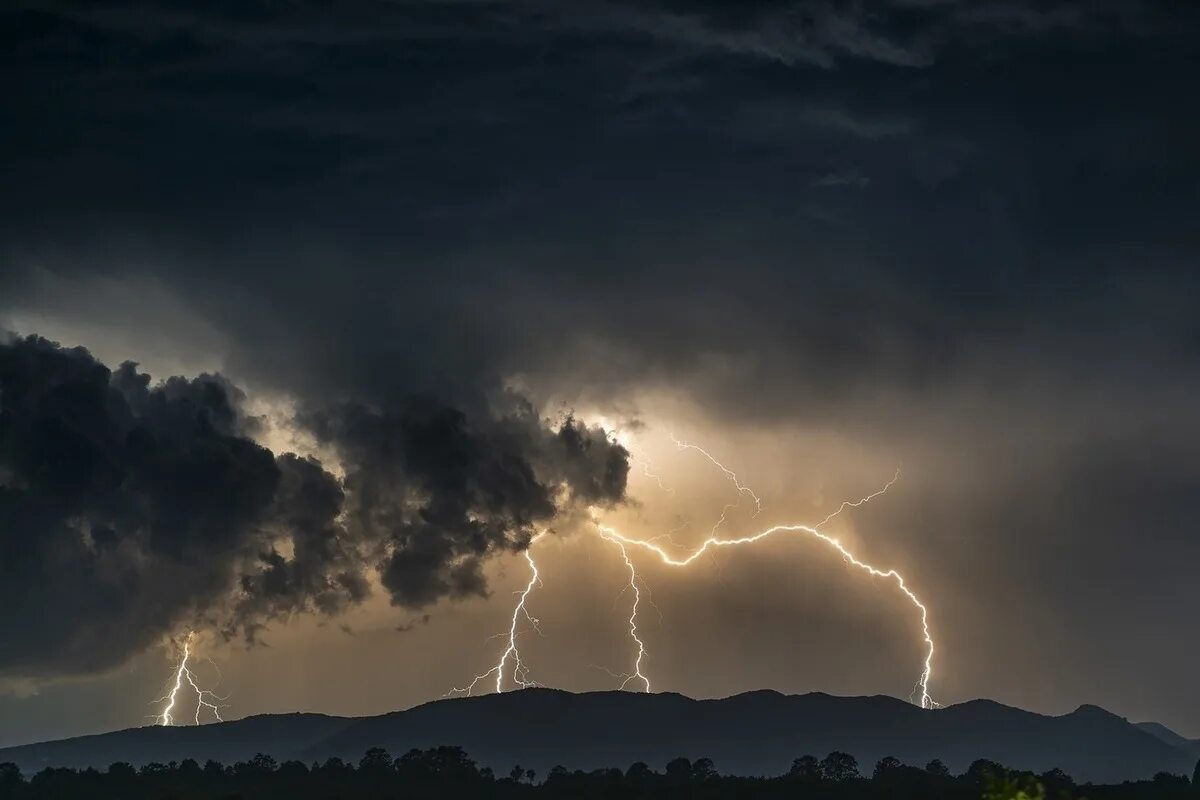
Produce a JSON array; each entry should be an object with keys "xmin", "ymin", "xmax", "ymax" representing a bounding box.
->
[
  {"xmin": 1041, "ymin": 767, "xmax": 1074, "ymax": 796},
  {"xmin": 874, "ymin": 756, "xmax": 902, "ymax": 779},
  {"xmin": 1152, "ymin": 771, "xmax": 1190, "ymax": 790},
  {"xmin": 821, "ymin": 751, "xmax": 859, "ymax": 782},
  {"xmin": 178, "ymin": 757, "xmax": 203, "ymax": 780},
  {"xmin": 967, "ymin": 758, "xmax": 1007, "ymax": 786},
  {"xmin": 510, "ymin": 763, "xmax": 526, "ymax": 782},
  {"xmin": 983, "ymin": 770, "xmax": 1045, "ymax": 800},
  {"xmin": 359, "ymin": 746, "xmax": 394, "ymax": 772},
  {"xmin": 0, "ymin": 762, "xmax": 22, "ymax": 794},
  {"xmin": 789, "ymin": 755, "xmax": 822, "ymax": 781},
  {"xmin": 925, "ymin": 758, "xmax": 950, "ymax": 777},
  {"xmin": 1193, "ymin": 757, "xmax": 1199, "ymax": 787},
  {"xmin": 693, "ymin": 757, "xmax": 718, "ymax": 780},
  {"xmin": 233, "ymin": 752, "xmax": 277, "ymax": 777},
  {"xmin": 666, "ymin": 756, "xmax": 693, "ymax": 783},
  {"xmin": 320, "ymin": 756, "xmax": 349, "ymax": 774},
  {"xmin": 6, "ymin": 744, "xmax": 1200, "ymax": 800}
]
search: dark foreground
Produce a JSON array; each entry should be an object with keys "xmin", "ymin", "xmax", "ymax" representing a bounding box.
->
[{"xmin": 2, "ymin": 746, "xmax": 1198, "ymax": 800}]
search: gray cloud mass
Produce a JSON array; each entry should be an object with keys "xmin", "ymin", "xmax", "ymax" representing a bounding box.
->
[{"xmin": 0, "ymin": 335, "xmax": 628, "ymax": 678}]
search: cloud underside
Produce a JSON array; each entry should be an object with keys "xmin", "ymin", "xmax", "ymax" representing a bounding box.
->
[{"xmin": 0, "ymin": 335, "xmax": 628, "ymax": 679}]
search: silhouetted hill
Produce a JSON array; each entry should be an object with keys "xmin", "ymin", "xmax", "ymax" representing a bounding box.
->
[
  {"xmin": 0, "ymin": 713, "xmax": 352, "ymax": 775},
  {"xmin": 0, "ymin": 690, "xmax": 1192, "ymax": 783},
  {"xmin": 1136, "ymin": 721, "xmax": 1200, "ymax": 758}
]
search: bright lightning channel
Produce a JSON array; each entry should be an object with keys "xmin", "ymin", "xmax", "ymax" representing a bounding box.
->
[
  {"xmin": 151, "ymin": 632, "xmax": 228, "ymax": 726},
  {"xmin": 447, "ymin": 534, "xmax": 545, "ymax": 697},
  {"xmin": 447, "ymin": 437, "xmax": 935, "ymax": 710},
  {"xmin": 596, "ymin": 456, "xmax": 938, "ymax": 709},
  {"xmin": 597, "ymin": 530, "xmax": 651, "ymax": 692}
]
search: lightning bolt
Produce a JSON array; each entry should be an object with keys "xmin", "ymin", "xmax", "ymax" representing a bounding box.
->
[
  {"xmin": 631, "ymin": 454, "xmax": 675, "ymax": 495},
  {"xmin": 447, "ymin": 534, "xmax": 545, "ymax": 696},
  {"xmin": 151, "ymin": 632, "xmax": 229, "ymax": 726},
  {"xmin": 448, "ymin": 434, "xmax": 936, "ymax": 710},
  {"xmin": 813, "ymin": 469, "xmax": 902, "ymax": 528},
  {"xmin": 671, "ymin": 435, "xmax": 762, "ymax": 521},
  {"xmin": 598, "ymin": 530, "xmax": 651, "ymax": 692},
  {"xmin": 595, "ymin": 462, "xmax": 938, "ymax": 709}
]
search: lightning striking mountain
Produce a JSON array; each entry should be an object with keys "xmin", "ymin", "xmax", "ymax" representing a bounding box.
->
[
  {"xmin": 447, "ymin": 534, "xmax": 545, "ymax": 697},
  {"xmin": 151, "ymin": 632, "xmax": 228, "ymax": 726},
  {"xmin": 594, "ymin": 456, "xmax": 936, "ymax": 709},
  {"xmin": 447, "ymin": 435, "xmax": 936, "ymax": 710},
  {"xmin": 597, "ymin": 530, "xmax": 651, "ymax": 692}
]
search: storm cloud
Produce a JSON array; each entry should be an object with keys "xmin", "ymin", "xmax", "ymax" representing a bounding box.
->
[
  {"xmin": 305, "ymin": 399, "xmax": 627, "ymax": 608},
  {"xmin": 0, "ymin": 335, "xmax": 628, "ymax": 678}
]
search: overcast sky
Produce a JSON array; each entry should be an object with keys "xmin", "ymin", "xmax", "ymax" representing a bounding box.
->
[{"xmin": 2, "ymin": 0, "xmax": 1199, "ymax": 747}]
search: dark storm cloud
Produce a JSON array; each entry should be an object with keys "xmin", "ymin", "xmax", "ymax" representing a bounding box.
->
[
  {"xmin": 306, "ymin": 400, "xmax": 627, "ymax": 608},
  {"xmin": 0, "ymin": 336, "xmax": 628, "ymax": 676},
  {"xmin": 231, "ymin": 453, "xmax": 369, "ymax": 631},
  {"xmin": 3, "ymin": 0, "xmax": 1192, "ymax": 419},
  {"xmin": 0, "ymin": 335, "xmax": 283, "ymax": 676}
]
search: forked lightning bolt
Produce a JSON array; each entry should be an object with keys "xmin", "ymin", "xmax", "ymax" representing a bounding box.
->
[
  {"xmin": 448, "ymin": 437, "xmax": 938, "ymax": 711},
  {"xmin": 447, "ymin": 534, "xmax": 545, "ymax": 696},
  {"xmin": 595, "ymin": 452, "xmax": 938, "ymax": 709},
  {"xmin": 670, "ymin": 435, "xmax": 761, "ymax": 537},
  {"xmin": 151, "ymin": 632, "xmax": 228, "ymax": 726},
  {"xmin": 598, "ymin": 530, "xmax": 651, "ymax": 692}
]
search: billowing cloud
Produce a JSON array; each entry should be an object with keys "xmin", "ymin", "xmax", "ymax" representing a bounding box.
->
[
  {"xmin": 0, "ymin": 335, "xmax": 280, "ymax": 676},
  {"xmin": 305, "ymin": 399, "xmax": 627, "ymax": 608},
  {"xmin": 0, "ymin": 335, "xmax": 628, "ymax": 678}
]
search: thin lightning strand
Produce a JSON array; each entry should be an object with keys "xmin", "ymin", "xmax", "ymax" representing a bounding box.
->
[
  {"xmin": 670, "ymin": 436, "xmax": 761, "ymax": 547},
  {"xmin": 598, "ymin": 530, "xmax": 651, "ymax": 692},
  {"xmin": 151, "ymin": 632, "xmax": 228, "ymax": 726},
  {"xmin": 813, "ymin": 468, "xmax": 902, "ymax": 528},
  {"xmin": 447, "ymin": 534, "xmax": 544, "ymax": 696},
  {"xmin": 631, "ymin": 454, "xmax": 675, "ymax": 495},
  {"xmin": 671, "ymin": 435, "xmax": 762, "ymax": 517}
]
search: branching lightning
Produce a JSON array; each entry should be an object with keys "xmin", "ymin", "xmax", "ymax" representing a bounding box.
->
[
  {"xmin": 595, "ymin": 457, "xmax": 938, "ymax": 709},
  {"xmin": 812, "ymin": 469, "xmax": 902, "ymax": 528},
  {"xmin": 447, "ymin": 534, "xmax": 545, "ymax": 697},
  {"xmin": 598, "ymin": 530, "xmax": 651, "ymax": 692},
  {"xmin": 670, "ymin": 435, "xmax": 761, "ymax": 538},
  {"xmin": 151, "ymin": 632, "xmax": 229, "ymax": 726},
  {"xmin": 631, "ymin": 454, "xmax": 675, "ymax": 495},
  {"xmin": 448, "ymin": 433, "xmax": 938, "ymax": 711}
]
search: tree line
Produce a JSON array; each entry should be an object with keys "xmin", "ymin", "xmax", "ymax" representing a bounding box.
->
[{"xmin": 1, "ymin": 746, "xmax": 1198, "ymax": 799}]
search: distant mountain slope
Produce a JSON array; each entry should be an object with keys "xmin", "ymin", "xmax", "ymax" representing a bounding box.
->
[
  {"xmin": 0, "ymin": 690, "xmax": 1193, "ymax": 784},
  {"xmin": 1136, "ymin": 721, "xmax": 1200, "ymax": 759},
  {"xmin": 0, "ymin": 713, "xmax": 352, "ymax": 775}
]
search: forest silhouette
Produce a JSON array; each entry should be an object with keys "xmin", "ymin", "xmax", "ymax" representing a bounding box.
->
[{"xmin": 2, "ymin": 745, "xmax": 1197, "ymax": 799}]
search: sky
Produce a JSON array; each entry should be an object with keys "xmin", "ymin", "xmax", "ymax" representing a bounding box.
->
[{"xmin": 2, "ymin": 0, "xmax": 1199, "ymax": 747}]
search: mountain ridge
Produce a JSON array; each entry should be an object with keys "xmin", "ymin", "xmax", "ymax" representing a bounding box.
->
[{"xmin": 0, "ymin": 689, "xmax": 1193, "ymax": 784}]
